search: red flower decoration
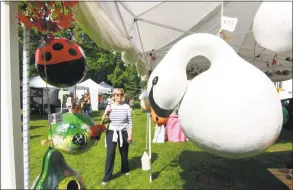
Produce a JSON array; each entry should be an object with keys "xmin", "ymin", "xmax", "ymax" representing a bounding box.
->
[{"xmin": 17, "ymin": 1, "xmax": 78, "ymax": 33}]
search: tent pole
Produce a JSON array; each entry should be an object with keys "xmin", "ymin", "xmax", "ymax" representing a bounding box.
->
[
  {"xmin": 1, "ymin": 2, "xmax": 24, "ymax": 189},
  {"xmin": 146, "ymin": 113, "xmax": 149, "ymax": 151},
  {"xmin": 60, "ymin": 88, "xmax": 63, "ymax": 113},
  {"xmin": 136, "ymin": 17, "xmax": 193, "ymax": 35},
  {"xmin": 135, "ymin": 21, "xmax": 145, "ymax": 52},
  {"xmin": 148, "ymin": 114, "xmax": 152, "ymax": 182},
  {"xmin": 117, "ymin": 1, "xmax": 136, "ymax": 17},
  {"xmin": 114, "ymin": 2, "xmax": 130, "ymax": 39}
]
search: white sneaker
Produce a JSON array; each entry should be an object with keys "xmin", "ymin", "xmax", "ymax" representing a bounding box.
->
[
  {"xmin": 101, "ymin": 181, "xmax": 107, "ymax": 186},
  {"xmin": 125, "ymin": 172, "xmax": 130, "ymax": 176}
]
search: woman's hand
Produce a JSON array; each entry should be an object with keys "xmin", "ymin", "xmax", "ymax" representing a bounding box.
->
[{"xmin": 127, "ymin": 135, "xmax": 132, "ymax": 143}]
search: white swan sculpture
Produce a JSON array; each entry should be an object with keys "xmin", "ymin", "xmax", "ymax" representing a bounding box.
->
[
  {"xmin": 147, "ymin": 33, "xmax": 283, "ymax": 159},
  {"xmin": 253, "ymin": 2, "xmax": 292, "ymax": 52}
]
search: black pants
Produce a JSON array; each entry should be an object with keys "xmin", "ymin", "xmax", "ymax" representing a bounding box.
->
[{"xmin": 103, "ymin": 130, "xmax": 129, "ymax": 182}]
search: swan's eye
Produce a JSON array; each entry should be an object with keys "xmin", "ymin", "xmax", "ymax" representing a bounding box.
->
[{"xmin": 152, "ymin": 76, "xmax": 159, "ymax": 85}]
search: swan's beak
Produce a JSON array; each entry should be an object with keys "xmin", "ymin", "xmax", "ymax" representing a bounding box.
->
[{"xmin": 150, "ymin": 107, "xmax": 169, "ymax": 126}]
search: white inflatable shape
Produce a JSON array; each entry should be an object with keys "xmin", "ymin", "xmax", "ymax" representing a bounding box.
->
[
  {"xmin": 147, "ymin": 33, "xmax": 283, "ymax": 159},
  {"xmin": 253, "ymin": 2, "xmax": 292, "ymax": 52}
]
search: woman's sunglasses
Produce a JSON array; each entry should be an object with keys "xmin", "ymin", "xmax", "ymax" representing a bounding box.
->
[{"xmin": 115, "ymin": 94, "xmax": 123, "ymax": 97}]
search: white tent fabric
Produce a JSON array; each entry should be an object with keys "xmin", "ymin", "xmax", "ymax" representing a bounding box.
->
[
  {"xmin": 77, "ymin": 79, "xmax": 111, "ymax": 94},
  {"xmin": 29, "ymin": 76, "xmax": 57, "ymax": 89},
  {"xmin": 99, "ymin": 81, "xmax": 114, "ymax": 92},
  {"xmin": 76, "ymin": 1, "xmax": 292, "ymax": 82},
  {"xmin": 70, "ymin": 79, "xmax": 111, "ymax": 111},
  {"xmin": 279, "ymin": 79, "xmax": 292, "ymax": 100}
]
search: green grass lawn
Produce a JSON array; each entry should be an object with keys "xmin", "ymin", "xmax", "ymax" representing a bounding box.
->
[{"xmin": 29, "ymin": 107, "xmax": 292, "ymax": 189}]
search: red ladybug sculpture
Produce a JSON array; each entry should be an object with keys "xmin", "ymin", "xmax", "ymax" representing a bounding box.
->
[{"xmin": 35, "ymin": 38, "xmax": 87, "ymax": 88}]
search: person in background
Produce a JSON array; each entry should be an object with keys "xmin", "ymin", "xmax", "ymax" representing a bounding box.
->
[
  {"xmin": 101, "ymin": 88, "xmax": 133, "ymax": 186},
  {"xmin": 98, "ymin": 95, "xmax": 102, "ymax": 104},
  {"xmin": 83, "ymin": 92, "xmax": 91, "ymax": 115},
  {"xmin": 129, "ymin": 97, "xmax": 135, "ymax": 115},
  {"xmin": 66, "ymin": 93, "xmax": 75, "ymax": 112},
  {"xmin": 107, "ymin": 96, "xmax": 113, "ymax": 106}
]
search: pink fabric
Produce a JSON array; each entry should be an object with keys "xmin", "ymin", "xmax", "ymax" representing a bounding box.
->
[{"xmin": 166, "ymin": 114, "xmax": 186, "ymax": 142}]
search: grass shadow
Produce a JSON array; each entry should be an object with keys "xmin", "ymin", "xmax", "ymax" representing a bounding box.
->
[
  {"xmin": 129, "ymin": 153, "xmax": 158, "ymax": 172},
  {"xmin": 30, "ymin": 135, "xmax": 42, "ymax": 139},
  {"xmin": 30, "ymin": 114, "xmax": 48, "ymax": 121},
  {"xmin": 111, "ymin": 153, "xmax": 158, "ymax": 181},
  {"xmin": 178, "ymin": 150, "xmax": 292, "ymax": 189},
  {"xmin": 30, "ymin": 125, "xmax": 46, "ymax": 130},
  {"xmin": 276, "ymin": 130, "xmax": 293, "ymax": 143}
]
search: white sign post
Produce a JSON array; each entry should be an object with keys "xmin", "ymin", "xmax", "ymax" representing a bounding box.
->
[{"xmin": 48, "ymin": 113, "xmax": 63, "ymax": 124}]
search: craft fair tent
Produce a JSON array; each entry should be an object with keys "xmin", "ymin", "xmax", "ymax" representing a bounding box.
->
[
  {"xmin": 1, "ymin": 1, "xmax": 293, "ymax": 189},
  {"xmin": 69, "ymin": 79, "xmax": 111, "ymax": 111},
  {"xmin": 29, "ymin": 76, "xmax": 57, "ymax": 89},
  {"xmin": 77, "ymin": 79, "xmax": 111, "ymax": 94},
  {"xmin": 99, "ymin": 81, "xmax": 114, "ymax": 93},
  {"xmin": 76, "ymin": 1, "xmax": 292, "ymax": 81},
  {"xmin": 279, "ymin": 79, "xmax": 293, "ymax": 100}
]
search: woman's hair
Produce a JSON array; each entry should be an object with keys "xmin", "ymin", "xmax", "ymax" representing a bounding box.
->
[{"xmin": 112, "ymin": 88, "xmax": 124, "ymax": 97}]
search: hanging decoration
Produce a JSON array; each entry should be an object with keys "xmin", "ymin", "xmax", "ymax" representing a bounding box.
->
[
  {"xmin": 147, "ymin": 33, "xmax": 282, "ymax": 158},
  {"xmin": 35, "ymin": 37, "xmax": 87, "ymax": 88},
  {"xmin": 271, "ymin": 53, "xmax": 278, "ymax": 66},
  {"xmin": 253, "ymin": 2, "xmax": 292, "ymax": 52},
  {"xmin": 150, "ymin": 50, "xmax": 156, "ymax": 61},
  {"xmin": 45, "ymin": 113, "xmax": 106, "ymax": 154}
]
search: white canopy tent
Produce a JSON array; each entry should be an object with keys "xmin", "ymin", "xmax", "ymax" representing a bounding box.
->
[
  {"xmin": 77, "ymin": 79, "xmax": 111, "ymax": 94},
  {"xmin": 279, "ymin": 79, "xmax": 293, "ymax": 100},
  {"xmin": 99, "ymin": 81, "xmax": 114, "ymax": 93},
  {"xmin": 69, "ymin": 79, "xmax": 111, "ymax": 111},
  {"xmin": 29, "ymin": 76, "xmax": 57, "ymax": 89},
  {"xmin": 76, "ymin": 1, "xmax": 292, "ymax": 82}
]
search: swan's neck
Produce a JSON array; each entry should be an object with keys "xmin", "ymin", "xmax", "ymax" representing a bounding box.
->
[{"xmin": 166, "ymin": 33, "xmax": 236, "ymax": 69}]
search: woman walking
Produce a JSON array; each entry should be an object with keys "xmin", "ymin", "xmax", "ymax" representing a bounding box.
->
[{"xmin": 101, "ymin": 88, "xmax": 133, "ymax": 186}]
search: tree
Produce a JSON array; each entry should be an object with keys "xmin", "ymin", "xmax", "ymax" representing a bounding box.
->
[
  {"xmin": 124, "ymin": 64, "xmax": 142, "ymax": 99},
  {"xmin": 108, "ymin": 57, "xmax": 142, "ymax": 98}
]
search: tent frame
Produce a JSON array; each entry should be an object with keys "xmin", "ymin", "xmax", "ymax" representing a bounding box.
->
[{"xmin": 1, "ymin": 2, "xmax": 24, "ymax": 189}]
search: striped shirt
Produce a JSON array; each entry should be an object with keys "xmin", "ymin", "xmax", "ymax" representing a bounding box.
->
[{"xmin": 107, "ymin": 103, "xmax": 132, "ymax": 131}]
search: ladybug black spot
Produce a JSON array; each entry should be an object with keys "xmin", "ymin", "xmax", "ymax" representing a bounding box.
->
[
  {"xmin": 68, "ymin": 48, "xmax": 78, "ymax": 56},
  {"xmin": 52, "ymin": 43, "xmax": 64, "ymax": 51},
  {"xmin": 41, "ymin": 51, "xmax": 52, "ymax": 61}
]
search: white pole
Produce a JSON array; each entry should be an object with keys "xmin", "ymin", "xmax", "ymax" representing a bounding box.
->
[
  {"xmin": 22, "ymin": 25, "xmax": 30, "ymax": 189},
  {"xmin": 146, "ymin": 113, "xmax": 149, "ymax": 151},
  {"xmin": 60, "ymin": 88, "xmax": 63, "ymax": 113},
  {"xmin": 148, "ymin": 113, "xmax": 152, "ymax": 182},
  {"xmin": 1, "ymin": 2, "xmax": 24, "ymax": 189}
]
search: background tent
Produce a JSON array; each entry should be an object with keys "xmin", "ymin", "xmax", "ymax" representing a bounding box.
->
[
  {"xmin": 76, "ymin": 1, "xmax": 292, "ymax": 82},
  {"xmin": 99, "ymin": 81, "xmax": 114, "ymax": 92},
  {"xmin": 69, "ymin": 79, "xmax": 111, "ymax": 111},
  {"xmin": 279, "ymin": 79, "xmax": 292, "ymax": 100},
  {"xmin": 29, "ymin": 76, "xmax": 60, "ymax": 106},
  {"xmin": 29, "ymin": 76, "xmax": 57, "ymax": 89}
]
